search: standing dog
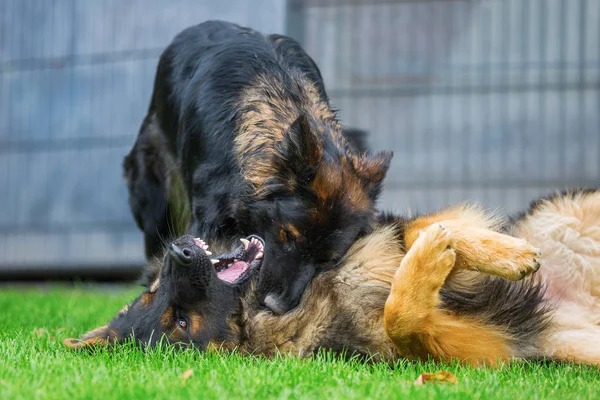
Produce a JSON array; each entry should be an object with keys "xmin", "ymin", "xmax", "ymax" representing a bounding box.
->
[
  {"xmin": 122, "ymin": 21, "xmax": 391, "ymax": 314},
  {"xmin": 65, "ymin": 189, "xmax": 600, "ymax": 367}
]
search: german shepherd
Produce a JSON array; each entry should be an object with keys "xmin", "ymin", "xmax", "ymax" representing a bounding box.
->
[
  {"xmin": 65, "ymin": 189, "xmax": 600, "ymax": 367},
  {"xmin": 122, "ymin": 20, "xmax": 391, "ymax": 314}
]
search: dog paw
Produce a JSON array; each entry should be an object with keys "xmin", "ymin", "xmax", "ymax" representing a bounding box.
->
[
  {"xmin": 483, "ymin": 237, "xmax": 541, "ymax": 281},
  {"xmin": 413, "ymin": 223, "xmax": 457, "ymax": 272}
]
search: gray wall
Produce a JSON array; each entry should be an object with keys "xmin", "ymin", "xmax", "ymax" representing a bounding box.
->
[
  {"xmin": 294, "ymin": 0, "xmax": 599, "ymax": 215},
  {"xmin": 0, "ymin": 0, "xmax": 285, "ymax": 271},
  {"xmin": 1, "ymin": 0, "xmax": 598, "ymax": 272}
]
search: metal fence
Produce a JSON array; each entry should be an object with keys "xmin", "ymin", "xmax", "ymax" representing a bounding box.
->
[
  {"xmin": 289, "ymin": 0, "xmax": 599, "ymax": 214},
  {"xmin": 0, "ymin": 0, "xmax": 598, "ymax": 274}
]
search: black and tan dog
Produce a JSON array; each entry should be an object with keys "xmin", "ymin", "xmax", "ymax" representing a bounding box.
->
[
  {"xmin": 65, "ymin": 190, "xmax": 600, "ymax": 367},
  {"xmin": 122, "ymin": 20, "xmax": 391, "ymax": 314}
]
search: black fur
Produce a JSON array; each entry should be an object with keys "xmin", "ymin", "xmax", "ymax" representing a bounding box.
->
[
  {"xmin": 109, "ymin": 236, "xmax": 245, "ymax": 349},
  {"xmin": 123, "ymin": 114, "xmax": 188, "ymax": 260},
  {"xmin": 96, "ymin": 213, "xmax": 552, "ymax": 359},
  {"xmin": 440, "ymin": 277, "xmax": 552, "ymax": 353},
  {"xmin": 123, "ymin": 21, "xmax": 390, "ymax": 313},
  {"xmin": 71, "ymin": 187, "xmax": 569, "ymax": 361}
]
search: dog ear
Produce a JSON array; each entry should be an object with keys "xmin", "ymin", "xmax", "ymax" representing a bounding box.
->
[
  {"xmin": 265, "ymin": 114, "xmax": 322, "ymax": 195},
  {"xmin": 63, "ymin": 325, "xmax": 116, "ymax": 350},
  {"xmin": 352, "ymin": 151, "xmax": 393, "ymax": 200},
  {"xmin": 278, "ymin": 113, "xmax": 322, "ymax": 169}
]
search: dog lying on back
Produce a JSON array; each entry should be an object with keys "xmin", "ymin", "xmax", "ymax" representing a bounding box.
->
[
  {"xmin": 65, "ymin": 190, "xmax": 600, "ymax": 367},
  {"xmin": 122, "ymin": 21, "xmax": 391, "ymax": 315}
]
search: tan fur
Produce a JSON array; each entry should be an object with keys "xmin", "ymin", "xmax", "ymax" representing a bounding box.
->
[
  {"xmin": 160, "ymin": 307, "xmax": 174, "ymax": 329},
  {"xmin": 239, "ymin": 210, "xmax": 534, "ymax": 364},
  {"xmin": 404, "ymin": 205, "xmax": 541, "ymax": 281},
  {"xmin": 281, "ymin": 224, "xmax": 302, "ymax": 242},
  {"xmin": 149, "ymin": 279, "xmax": 160, "ymax": 293},
  {"xmin": 189, "ymin": 313, "xmax": 204, "ymax": 335},
  {"xmin": 238, "ymin": 198, "xmax": 600, "ymax": 366},
  {"xmin": 117, "ymin": 303, "xmax": 130, "ymax": 317},
  {"xmin": 351, "ymin": 153, "xmax": 391, "ymax": 185},
  {"xmin": 513, "ymin": 190, "xmax": 600, "ymax": 365},
  {"xmin": 310, "ymin": 161, "xmax": 371, "ymax": 212},
  {"xmin": 140, "ymin": 292, "xmax": 154, "ymax": 307},
  {"xmin": 384, "ymin": 224, "xmax": 512, "ymax": 366},
  {"xmin": 417, "ymin": 314, "xmax": 512, "ymax": 367},
  {"xmin": 241, "ymin": 225, "xmax": 404, "ymax": 360},
  {"xmin": 235, "ymin": 74, "xmax": 341, "ymax": 191},
  {"xmin": 63, "ymin": 325, "xmax": 118, "ymax": 349},
  {"xmin": 64, "ymin": 191, "xmax": 600, "ymax": 366},
  {"xmin": 233, "ymin": 72, "xmax": 387, "ymax": 216}
]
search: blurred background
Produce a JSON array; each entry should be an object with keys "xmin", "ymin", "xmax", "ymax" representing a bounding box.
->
[{"xmin": 0, "ymin": 0, "xmax": 598, "ymax": 279}]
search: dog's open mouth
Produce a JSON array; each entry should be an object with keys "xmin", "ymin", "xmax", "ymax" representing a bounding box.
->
[{"xmin": 194, "ymin": 235, "xmax": 264, "ymax": 283}]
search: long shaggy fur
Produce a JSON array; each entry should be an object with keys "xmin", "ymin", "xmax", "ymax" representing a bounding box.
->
[
  {"xmin": 512, "ymin": 189, "xmax": 600, "ymax": 364},
  {"xmin": 122, "ymin": 20, "xmax": 392, "ymax": 314},
  {"xmin": 65, "ymin": 189, "xmax": 600, "ymax": 367}
]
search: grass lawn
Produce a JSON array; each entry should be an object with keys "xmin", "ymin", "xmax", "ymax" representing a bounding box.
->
[{"xmin": 1, "ymin": 286, "xmax": 599, "ymax": 399}]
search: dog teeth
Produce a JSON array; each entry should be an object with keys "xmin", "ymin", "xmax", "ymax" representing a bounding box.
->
[
  {"xmin": 250, "ymin": 238, "xmax": 264, "ymax": 252},
  {"xmin": 210, "ymin": 259, "xmax": 219, "ymax": 265},
  {"xmin": 251, "ymin": 238, "xmax": 263, "ymax": 251},
  {"xmin": 194, "ymin": 238, "xmax": 209, "ymax": 250},
  {"xmin": 205, "ymin": 251, "xmax": 212, "ymax": 256},
  {"xmin": 256, "ymin": 251, "xmax": 263, "ymax": 259},
  {"xmin": 240, "ymin": 238, "xmax": 250, "ymax": 250}
]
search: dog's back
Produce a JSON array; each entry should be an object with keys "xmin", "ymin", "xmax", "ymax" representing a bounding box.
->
[
  {"xmin": 124, "ymin": 21, "xmax": 334, "ymax": 257},
  {"xmin": 124, "ymin": 21, "xmax": 392, "ymax": 313}
]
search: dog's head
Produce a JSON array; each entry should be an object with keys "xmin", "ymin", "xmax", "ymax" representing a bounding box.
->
[
  {"xmin": 248, "ymin": 114, "xmax": 392, "ymax": 314},
  {"xmin": 64, "ymin": 235, "xmax": 264, "ymax": 350}
]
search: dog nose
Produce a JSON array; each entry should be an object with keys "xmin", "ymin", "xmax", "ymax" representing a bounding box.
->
[{"xmin": 169, "ymin": 243, "xmax": 193, "ymax": 266}]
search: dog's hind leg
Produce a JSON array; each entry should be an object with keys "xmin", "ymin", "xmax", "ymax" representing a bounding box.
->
[
  {"xmin": 542, "ymin": 305, "xmax": 600, "ymax": 366},
  {"xmin": 124, "ymin": 114, "xmax": 190, "ymax": 261},
  {"xmin": 384, "ymin": 223, "xmax": 513, "ymax": 366},
  {"xmin": 404, "ymin": 205, "xmax": 542, "ymax": 281},
  {"xmin": 549, "ymin": 330, "xmax": 600, "ymax": 366}
]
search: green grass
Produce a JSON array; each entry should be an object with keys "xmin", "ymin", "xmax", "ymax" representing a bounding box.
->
[{"xmin": 1, "ymin": 286, "xmax": 599, "ymax": 400}]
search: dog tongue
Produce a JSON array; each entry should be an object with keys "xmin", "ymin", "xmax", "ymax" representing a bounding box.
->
[{"xmin": 217, "ymin": 261, "xmax": 249, "ymax": 283}]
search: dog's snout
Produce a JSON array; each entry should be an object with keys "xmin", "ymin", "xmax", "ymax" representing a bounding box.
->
[{"xmin": 170, "ymin": 243, "xmax": 193, "ymax": 266}]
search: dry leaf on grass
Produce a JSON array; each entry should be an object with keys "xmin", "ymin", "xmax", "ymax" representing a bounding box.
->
[
  {"xmin": 181, "ymin": 369, "xmax": 194, "ymax": 381},
  {"xmin": 33, "ymin": 328, "xmax": 48, "ymax": 336},
  {"xmin": 414, "ymin": 371, "xmax": 458, "ymax": 385}
]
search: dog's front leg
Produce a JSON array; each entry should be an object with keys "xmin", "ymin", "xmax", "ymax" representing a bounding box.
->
[
  {"xmin": 404, "ymin": 208, "xmax": 541, "ymax": 281},
  {"xmin": 384, "ymin": 223, "xmax": 457, "ymax": 343},
  {"xmin": 384, "ymin": 223, "xmax": 512, "ymax": 365}
]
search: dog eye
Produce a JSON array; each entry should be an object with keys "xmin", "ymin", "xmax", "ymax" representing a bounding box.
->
[{"xmin": 175, "ymin": 310, "xmax": 188, "ymax": 329}]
